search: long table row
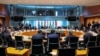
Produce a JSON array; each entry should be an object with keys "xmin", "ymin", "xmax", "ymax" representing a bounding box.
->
[{"xmin": 12, "ymin": 29, "xmax": 84, "ymax": 42}]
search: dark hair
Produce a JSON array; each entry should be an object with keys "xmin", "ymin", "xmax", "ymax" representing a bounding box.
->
[
  {"xmin": 38, "ymin": 30, "xmax": 42, "ymax": 33},
  {"xmin": 51, "ymin": 30, "xmax": 55, "ymax": 33}
]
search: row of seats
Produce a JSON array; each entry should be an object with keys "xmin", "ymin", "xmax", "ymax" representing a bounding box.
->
[
  {"xmin": 58, "ymin": 46, "xmax": 100, "ymax": 56},
  {"xmin": 1, "ymin": 44, "xmax": 100, "ymax": 56},
  {"xmin": 0, "ymin": 34, "xmax": 100, "ymax": 56}
]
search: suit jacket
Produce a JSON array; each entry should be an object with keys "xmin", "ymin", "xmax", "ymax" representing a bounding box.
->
[
  {"xmin": 2, "ymin": 33, "xmax": 13, "ymax": 42},
  {"xmin": 65, "ymin": 35, "xmax": 77, "ymax": 43},
  {"xmin": 48, "ymin": 33, "xmax": 59, "ymax": 38},
  {"xmin": 84, "ymin": 32, "xmax": 93, "ymax": 39},
  {"xmin": 32, "ymin": 33, "xmax": 44, "ymax": 39}
]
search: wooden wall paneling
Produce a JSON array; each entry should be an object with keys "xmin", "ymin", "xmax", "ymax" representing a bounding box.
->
[
  {"xmin": 5, "ymin": 16, "xmax": 10, "ymax": 27},
  {"xmin": 0, "ymin": 4, "xmax": 10, "ymax": 27},
  {"xmin": 80, "ymin": 16, "xmax": 85, "ymax": 25},
  {"xmin": 86, "ymin": 16, "xmax": 100, "ymax": 26},
  {"xmin": 83, "ymin": 5, "xmax": 100, "ymax": 17}
]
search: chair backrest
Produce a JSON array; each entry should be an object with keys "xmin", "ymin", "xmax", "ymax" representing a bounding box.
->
[
  {"xmin": 0, "ymin": 37, "xmax": 3, "ymax": 46},
  {"xmin": 15, "ymin": 36, "xmax": 24, "ymax": 50},
  {"xmin": 89, "ymin": 36, "xmax": 97, "ymax": 42},
  {"xmin": 32, "ymin": 39, "xmax": 43, "ymax": 46},
  {"xmin": 48, "ymin": 38, "xmax": 59, "ymax": 44},
  {"xmin": 58, "ymin": 48, "xmax": 75, "ymax": 56},
  {"xmin": 88, "ymin": 47, "xmax": 100, "ymax": 56},
  {"xmin": 68, "ymin": 37, "xmax": 78, "ymax": 48},
  {"xmin": 97, "ymin": 35, "xmax": 100, "ymax": 46},
  {"xmin": 15, "ymin": 36, "xmax": 23, "ymax": 41},
  {"xmin": 15, "ymin": 41, "xmax": 24, "ymax": 50},
  {"xmin": 0, "ymin": 35, "xmax": 8, "ymax": 47},
  {"xmin": 47, "ymin": 38, "xmax": 60, "ymax": 52},
  {"xmin": 87, "ymin": 42, "xmax": 96, "ymax": 47},
  {"xmin": 0, "ymin": 48, "xmax": 6, "ymax": 56},
  {"xmin": 69, "ymin": 37, "xmax": 78, "ymax": 43},
  {"xmin": 32, "ymin": 45, "xmax": 44, "ymax": 55},
  {"xmin": 84, "ymin": 36, "xmax": 90, "ymax": 44}
]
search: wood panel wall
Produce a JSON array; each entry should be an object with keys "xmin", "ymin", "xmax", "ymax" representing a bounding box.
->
[
  {"xmin": 82, "ymin": 5, "xmax": 100, "ymax": 17},
  {"xmin": 81, "ymin": 5, "xmax": 100, "ymax": 26},
  {"xmin": 0, "ymin": 4, "xmax": 10, "ymax": 27},
  {"xmin": 79, "ymin": 16, "xmax": 85, "ymax": 25},
  {"xmin": 0, "ymin": 4, "xmax": 8, "ymax": 16},
  {"xmin": 86, "ymin": 16, "xmax": 100, "ymax": 26}
]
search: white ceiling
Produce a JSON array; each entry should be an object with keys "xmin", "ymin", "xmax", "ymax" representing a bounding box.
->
[{"xmin": 0, "ymin": 0, "xmax": 100, "ymax": 6}]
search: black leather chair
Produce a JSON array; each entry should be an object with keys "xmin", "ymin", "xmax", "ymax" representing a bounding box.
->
[
  {"xmin": 32, "ymin": 45, "xmax": 44, "ymax": 56},
  {"xmin": 15, "ymin": 36, "xmax": 23, "ymax": 41},
  {"xmin": 58, "ymin": 48, "xmax": 75, "ymax": 56},
  {"xmin": 0, "ymin": 47, "xmax": 6, "ymax": 56},
  {"xmin": 15, "ymin": 36, "xmax": 24, "ymax": 50},
  {"xmin": 47, "ymin": 37, "xmax": 60, "ymax": 52},
  {"xmin": 4, "ymin": 35, "xmax": 14, "ymax": 47},
  {"xmin": 87, "ymin": 36, "xmax": 97, "ymax": 47},
  {"xmin": 84, "ymin": 36, "xmax": 90, "ymax": 47},
  {"xmin": 97, "ymin": 35, "xmax": 100, "ymax": 46},
  {"xmin": 69, "ymin": 37, "xmax": 78, "ymax": 48},
  {"xmin": 88, "ymin": 36, "xmax": 97, "ymax": 42},
  {"xmin": 32, "ymin": 39, "xmax": 43, "ymax": 46},
  {"xmin": 31, "ymin": 39, "xmax": 45, "ymax": 56},
  {"xmin": 0, "ymin": 35, "xmax": 8, "ymax": 47},
  {"xmin": 0, "ymin": 36, "xmax": 3, "ymax": 46},
  {"xmin": 88, "ymin": 46, "xmax": 100, "ymax": 56}
]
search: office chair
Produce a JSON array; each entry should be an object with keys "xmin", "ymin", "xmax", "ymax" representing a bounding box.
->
[
  {"xmin": 88, "ymin": 46, "xmax": 100, "ymax": 56},
  {"xmin": 88, "ymin": 36, "xmax": 97, "ymax": 42},
  {"xmin": 97, "ymin": 35, "xmax": 100, "ymax": 46},
  {"xmin": 0, "ymin": 35, "xmax": 8, "ymax": 47},
  {"xmin": 0, "ymin": 37, "xmax": 2, "ymax": 46},
  {"xmin": 58, "ymin": 48, "xmax": 75, "ymax": 56},
  {"xmin": 84, "ymin": 36, "xmax": 90, "ymax": 45},
  {"xmin": 47, "ymin": 37, "xmax": 60, "ymax": 52},
  {"xmin": 69, "ymin": 37, "xmax": 78, "ymax": 48},
  {"xmin": 15, "ymin": 36, "xmax": 24, "ymax": 50},
  {"xmin": 87, "ymin": 36, "xmax": 97, "ymax": 47},
  {"xmin": 32, "ymin": 45, "xmax": 44, "ymax": 56},
  {"xmin": 0, "ymin": 47, "xmax": 7, "ymax": 56},
  {"xmin": 77, "ymin": 40, "xmax": 85, "ymax": 50},
  {"xmin": 15, "ymin": 36, "xmax": 23, "ymax": 41},
  {"xmin": 31, "ymin": 39, "xmax": 45, "ymax": 56},
  {"xmin": 32, "ymin": 39, "xmax": 43, "ymax": 46},
  {"xmin": 4, "ymin": 35, "xmax": 14, "ymax": 47}
]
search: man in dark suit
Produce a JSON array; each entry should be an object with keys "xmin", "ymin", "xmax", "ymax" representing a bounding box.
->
[
  {"xmin": 32, "ymin": 30, "xmax": 45, "ymax": 39},
  {"xmin": 47, "ymin": 30, "xmax": 59, "ymax": 38},
  {"xmin": 65, "ymin": 31, "xmax": 76, "ymax": 41},
  {"xmin": 2, "ymin": 30, "xmax": 14, "ymax": 47}
]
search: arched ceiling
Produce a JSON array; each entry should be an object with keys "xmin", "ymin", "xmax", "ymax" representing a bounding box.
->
[{"xmin": 0, "ymin": 0, "xmax": 100, "ymax": 6}]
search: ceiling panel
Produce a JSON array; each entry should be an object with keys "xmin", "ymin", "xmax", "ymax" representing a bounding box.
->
[{"xmin": 0, "ymin": 0, "xmax": 100, "ymax": 6}]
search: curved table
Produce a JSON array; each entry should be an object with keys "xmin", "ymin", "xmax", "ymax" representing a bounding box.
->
[{"xmin": 12, "ymin": 29, "xmax": 84, "ymax": 42}]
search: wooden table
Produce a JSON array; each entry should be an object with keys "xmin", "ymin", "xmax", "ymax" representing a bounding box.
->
[
  {"xmin": 7, "ymin": 47, "xmax": 30, "ymax": 56},
  {"xmin": 51, "ymin": 49, "xmax": 58, "ymax": 56},
  {"xmin": 76, "ymin": 49, "xmax": 87, "ymax": 56}
]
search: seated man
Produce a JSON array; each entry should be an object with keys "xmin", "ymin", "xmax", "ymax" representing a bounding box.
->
[
  {"xmin": 32, "ymin": 30, "xmax": 45, "ymax": 39},
  {"xmin": 47, "ymin": 30, "xmax": 59, "ymax": 38}
]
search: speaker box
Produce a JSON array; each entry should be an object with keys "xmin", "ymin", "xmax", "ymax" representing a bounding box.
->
[
  {"xmin": 11, "ymin": 16, "xmax": 25, "ymax": 21},
  {"xmin": 65, "ymin": 16, "xmax": 79, "ymax": 21}
]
